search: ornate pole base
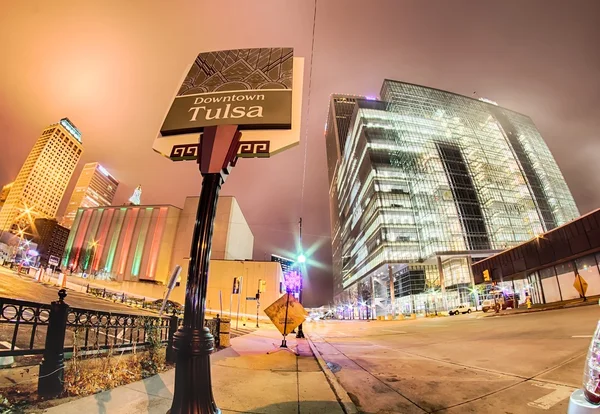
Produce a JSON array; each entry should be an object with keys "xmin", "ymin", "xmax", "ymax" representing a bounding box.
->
[{"xmin": 169, "ymin": 327, "xmax": 219, "ymax": 414}]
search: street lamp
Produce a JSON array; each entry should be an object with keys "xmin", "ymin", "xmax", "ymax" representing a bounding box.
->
[{"xmin": 295, "ymin": 218, "xmax": 306, "ymax": 339}]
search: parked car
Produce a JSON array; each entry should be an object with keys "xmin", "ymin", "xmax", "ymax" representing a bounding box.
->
[
  {"xmin": 481, "ymin": 292, "xmax": 519, "ymax": 312},
  {"xmin": 449, "ymin": 304, "xmax": 473, "ymax": 316}
]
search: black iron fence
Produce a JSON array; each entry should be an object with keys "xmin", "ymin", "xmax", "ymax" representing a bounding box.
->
[
  {"xmin": 0, "ymin": 295, "xmax": 170, "ymax": 358},
  {"xmin": 0, "ymin": 290, "xmax": 221, "ymax": 398},
  {"xmin": 0, "ymin": 297, "xmax": 51, "ymax": 356}
]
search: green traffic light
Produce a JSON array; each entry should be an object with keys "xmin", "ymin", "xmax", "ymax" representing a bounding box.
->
[{"xmin": 297, "ymin": 254, "xmax": 306, "ymax": 263}]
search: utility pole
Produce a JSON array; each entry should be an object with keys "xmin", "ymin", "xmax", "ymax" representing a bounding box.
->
[{"xmin": 296, "ymin": 217, "xmax": 305, "ymax": 339}]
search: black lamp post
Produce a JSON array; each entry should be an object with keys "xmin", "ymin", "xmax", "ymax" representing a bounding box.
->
[
  {"xmin": 169, "ymin": 125, "xmax": 240, "ymax": 414},
  {"xmin": 296, "ymin": 217, "xmax": 305, "ymax": 339}
]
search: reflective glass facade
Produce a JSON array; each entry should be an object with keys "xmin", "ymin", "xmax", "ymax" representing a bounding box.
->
[{"xmin": 326, "ymin": 80, "xmax": 579, "ymax": 311}]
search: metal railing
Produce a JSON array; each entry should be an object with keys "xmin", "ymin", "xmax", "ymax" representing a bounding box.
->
[
  {"xmin": 65, "ymin": 307, "xmax": 170, "ymax": 353},
  {"xmin": 0, "ymin": 296, "xmax": 170, "ymax": 358},
  {"xmin": 0, "ymin": 297, "xmax": 51, "ymax": 356},
  {"xmin": 0, "ymin": 290, "xmax": 222, "ymax": 398}
]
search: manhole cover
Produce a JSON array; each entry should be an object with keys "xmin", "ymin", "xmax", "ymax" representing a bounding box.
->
[{"xmin": 326, "ymin": 361, "xmax": 341, "ymax": 373}]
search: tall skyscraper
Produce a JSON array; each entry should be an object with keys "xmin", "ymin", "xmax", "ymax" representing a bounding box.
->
[
  {"xmin": 325, "ymin": 80, "xmax": 579, "ymax": 313},
  {"xmin": 0, "ymin": 119, "xmax": 83, "ymax": 234},
  {"xmin": 62, "ymin": 162, "xmax": 119, "ymax": 229},
  {"xmin": 0, "ymin": 182, "xmax": 13, "ymax": 210}
]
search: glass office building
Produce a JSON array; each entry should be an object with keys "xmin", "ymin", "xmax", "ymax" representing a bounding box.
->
[{"xmin": 325, "ymin": 80, "xmax": 579, "ymax": 315}]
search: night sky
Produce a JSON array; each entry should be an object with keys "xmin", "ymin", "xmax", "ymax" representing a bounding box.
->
[{"xmin": 1, "ymin": 0, "xmax": 599, "ymax": 307}]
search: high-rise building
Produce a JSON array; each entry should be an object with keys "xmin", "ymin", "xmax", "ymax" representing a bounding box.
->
[
  {"xmin": 0, "ymin": 119, "xmax": 83, "ymax": 234},
  {"xmin": 32, "ymin": 218, "xmax": 70, "ymax": 267},
  {"xmin": 325, "ymin": 80, "xmax": 579, "ymax": 314},
  {"xmin": 62, "ymin": 163, "xmax": 119, "ymax": 229},
  {"xmin": 271, "ymin": 254, "xmax": 295, "ymax": 274},
  {"xmin": 0, "ymin": 182, "xmax": 13, "ymax": 210}
]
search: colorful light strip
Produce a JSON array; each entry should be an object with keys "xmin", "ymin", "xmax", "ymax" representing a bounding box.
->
[
  {"xmin": 92, "ymin": 209, "xmax": 113, "ymax": 271},
  {"xmin": 146, "ymin": 207, "xmax": 168, "ymax": 280},
  {"xmin": 131, "ymin": 208, "xmax": 153, "ymax": 277},
  {"xmin": 62, "ymin": 209, "xmax": 83, "ymax": 267},
  {"xmin": 117, "ymin": 208, "xmax": 139, "ymax": 276},
  {"xmin": 72, "ymin": 209, "xmax": 93, "ymax": 268},
  {"xmin": 82, "ymin": 209, "xmax": 103, "ymax": 270},
  {"xmin": 104, "ymin": 208, "xmax": 127, "ymax": 273}
]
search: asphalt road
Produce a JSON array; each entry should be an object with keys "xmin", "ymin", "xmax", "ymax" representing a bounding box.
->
[
  {"xmin": 307, "ymin": 307, "xmax": 600, "ymax": 414},
  {"xmin": 0, "ymin": 266, "xmax": 155, "ymax": 315}
]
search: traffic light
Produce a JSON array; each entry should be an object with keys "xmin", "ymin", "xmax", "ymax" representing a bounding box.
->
[
  {"xmin": 232, "ymin": 277, "xmax": 240, "ymax": 294},
  {"xmin": 259, "ymin": 279, "xmax": 266, "ymax": 293},
  {"xmin": 297, "ymin": 254, "xmax": 306, "ymax": 263},
  {"xmin": 483, "ymin": 269, "xmax": 491, "ymax": 282}
]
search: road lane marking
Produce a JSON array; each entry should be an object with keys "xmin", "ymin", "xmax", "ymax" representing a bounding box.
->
[
  {"xmin": 528, "ymin": 382, "xmax": 574, "ymax": 410},
  {"xmin": 572, "ymin": 335, "xmax": 593, "ymax": 338},
  {"xmin": 381, "ymin": 329, "xmax": 407, "ymax": 334}
]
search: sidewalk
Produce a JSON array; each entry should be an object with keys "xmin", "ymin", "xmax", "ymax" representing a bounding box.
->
[
  {"xmin": 44, "ymin": 326, "xmax": 348, "ymax": 414},
  {"xmin": 484, "ymin": 295, "xmax": 600, "ymax": 317}
]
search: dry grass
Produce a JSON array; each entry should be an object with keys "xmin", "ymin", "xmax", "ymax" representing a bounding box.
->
[{"xmin": 0, "ymin": 321, "xmax": 169, "ymax": 413}]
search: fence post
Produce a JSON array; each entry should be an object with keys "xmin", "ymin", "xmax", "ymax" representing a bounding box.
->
[
  {"xmin": 38, "ymin": 289, "xmax": 69, "ymax": 398},
  {"xmin": 166, "ymin": 311, "xmax": 179, "ymax": 364},
  {"xmin": 86, "ymin": 284, "xmax": 89, "ymax": 293},
  {"xmin": 215, "ymin": 315, "xmax": 221, "ymax": 348},
  {"xmin": 102, "ymin": 288, "xmax": 106, "ymax": 298},
  {"xmin": 122, "ymin": 293, "xmax": 125, "ymax": 303}
]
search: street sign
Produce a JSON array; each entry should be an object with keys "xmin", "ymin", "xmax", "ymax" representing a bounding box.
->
[
  {"xmin": 264, "ymin": 293, "xmax": 308, "ymax": 336},
  {"xmin": 48, "ymin": 255, "xmax": 59, "ymax": 267},
  {"xmin": 153, "ymin": 48, "xmax": 304, "ymax": 160},
  {"xmin": 483, "ymin": 269, "xmax": 491, "ymax": 282},
  {"xmin": 574, "ymin": 274, "xmax": 588, "ymax": 297},
  {"xmin": 246, "ymin": 297, "xmax": 257, "ymax": 301}
]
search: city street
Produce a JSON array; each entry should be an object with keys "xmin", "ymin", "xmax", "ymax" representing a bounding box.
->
[
  {"xmin": 0, "ymin": 266, "xmax": 155, "ymax": 315},
  {"xmin": 308, "ymin": 307, "xmax": 599, "ymax": 413}
]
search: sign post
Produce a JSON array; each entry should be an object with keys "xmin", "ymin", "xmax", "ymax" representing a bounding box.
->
[
  {"xmin": 574, "ymin": 271, "xmax": 588, "ymax": 301},
  {"xmin": 159, "ymin": 48, "xmax": 304, "ymax": 414},
  {"xmin": 264, "ymin": 291, "xmax": 307, "ymax": 355},
  {"xmin": 236, "ymin": 276, "xmax": 243, "ymax": 330}
]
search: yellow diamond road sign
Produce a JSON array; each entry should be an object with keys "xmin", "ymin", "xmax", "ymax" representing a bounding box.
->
[
  {"xmin": 574, "ymin": 274, "xmax": 588, "ymax": 297},
  {"xmin": 264, "ymin": 293, "xmax": 307, "ymax": 336}
]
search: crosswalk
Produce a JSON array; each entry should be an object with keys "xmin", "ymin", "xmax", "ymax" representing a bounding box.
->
[{"xmin": 230, "ymin": 326, "xmax": 255, "ymax": 339}]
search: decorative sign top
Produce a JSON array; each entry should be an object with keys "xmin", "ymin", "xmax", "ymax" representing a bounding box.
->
[{"xmin": 153, "ymin": 48, "xmax": 304, "ymax": 161}]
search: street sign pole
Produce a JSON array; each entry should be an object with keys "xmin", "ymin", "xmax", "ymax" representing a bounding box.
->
[
  {"xmin": 169, "ymin": 125, "xmax": 241, "ymax": 414},
  {"xmin": 158, "ymin": 48, "xmax": 303, "ymax": 414},
  {"xmin": 574, "ymin": 266, "xmax": 587, "ymax": 302},
  {"xmin": 236, "ymin": 276, "xmax": 242, "ymax": 330}
]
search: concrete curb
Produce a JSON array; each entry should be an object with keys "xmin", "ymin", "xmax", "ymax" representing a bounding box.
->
[
  {"xmin": 484, "ymin": 300, "xmax": 597, "ymax": 317},
  {"xmin": 306, "ymin": 334, "xmax": 359, "ymax": 414}
]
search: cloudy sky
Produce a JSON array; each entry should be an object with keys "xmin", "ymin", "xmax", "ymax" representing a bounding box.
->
[{"xmin": 1, "ymin": 0, "xmax": 598, "ymax": 306}]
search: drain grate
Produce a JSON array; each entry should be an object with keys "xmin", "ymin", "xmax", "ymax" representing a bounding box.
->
[{"xmin": 326, "ymin": 361, "xmax": 342, "ymax": 373}]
